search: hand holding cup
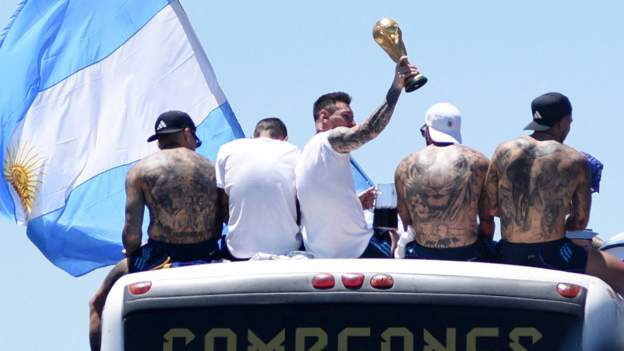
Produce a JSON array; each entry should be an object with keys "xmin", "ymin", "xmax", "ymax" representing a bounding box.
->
[{"xmin": 373, "ymin": 17, "xmax": 427, "ymax": 92}]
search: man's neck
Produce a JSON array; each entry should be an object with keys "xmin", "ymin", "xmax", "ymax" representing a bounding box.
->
[
  {"xmin": 160, "ymin": 143, "xmax": 184, "ymax": 150},
  {"xmin": 426, "ymin": 140, "xmax": 455, "ymax": 147},
  {"xmin": 530, "ymin": 131, "xmax": 558, "ymax": 142}
]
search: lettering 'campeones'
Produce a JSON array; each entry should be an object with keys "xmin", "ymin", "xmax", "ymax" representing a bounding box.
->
[{"xmin": 162, "ymin": 326, "xmax": 543, "ymax": 351}]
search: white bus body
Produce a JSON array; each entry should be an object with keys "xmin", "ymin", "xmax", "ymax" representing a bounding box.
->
[{"xmin": 101, "ymin": 259, "xmax": 624, "ymax": 351}]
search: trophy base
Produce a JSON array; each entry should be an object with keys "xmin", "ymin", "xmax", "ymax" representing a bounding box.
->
[{"xmin": 405, "ymin": 74, "xmax": 428, "ymax": 93}]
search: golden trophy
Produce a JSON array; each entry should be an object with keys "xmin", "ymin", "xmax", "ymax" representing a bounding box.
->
[{"xmin": 373, "ymin": 17, "xmax": 427, "ymax": 92}]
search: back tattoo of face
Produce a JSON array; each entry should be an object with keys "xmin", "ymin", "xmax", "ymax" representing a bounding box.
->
[
  {"xmin": 494, "ymin": 139, "xmax": 584, "ymax": 241},
  {"xmin": 140, "ymin": 149, "xmax": 219, "ymax": 243},
  {"xmin": 397, "ymin": 146, "xmax": 488, "ymax": 248}
]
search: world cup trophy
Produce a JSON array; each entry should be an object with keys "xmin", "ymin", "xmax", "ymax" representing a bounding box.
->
[{"xmin": 373, "ymin": 17, "xmax": 427, "ymax": 92}]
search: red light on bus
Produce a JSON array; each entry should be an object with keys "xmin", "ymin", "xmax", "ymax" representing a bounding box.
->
[
  {"xmin": 128, "ymin": 281, "xmax": 152, "ymax": 295},
  {"xmin": 370, "ymin": 274, "xmax": 394, "ymax": 289},
  {"xmin": 312, "ymin": 273, "xmax": 335, "ymax": 289},
  {"xmin": 341, "ymin": 273, "xmax": 365, "ymax": 289},
  {"xmin": 556, "ymin": 283, "xmax": 581, "ymax": 298}
]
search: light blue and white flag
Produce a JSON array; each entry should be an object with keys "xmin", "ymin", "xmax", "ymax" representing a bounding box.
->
[
  {"xmin": 0, "ymin": 0, "xmax": 243, "ymax": 276},
  {"xmin": 351, "ymin": 158, "xmax": 375, "ymax": 192}
]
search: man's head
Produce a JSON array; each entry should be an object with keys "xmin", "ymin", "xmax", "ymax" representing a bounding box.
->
[
  {"xmin": 525, "ymin": 92, "xmax": 573, "ymax": 142},
  {"xmin": 253, "ymin": 117, "xmax": 288, "ymax": 140},
  {"xmin": 313, "ymin": 92, "xmax": 354, "ymax": 133},
  {"xmin": 147, "ymin": 110, "xmax": 202, "ymax": 150},
  {"xmin": 421, "ymin": 102, "xmax": 462, "ymax": 146}
]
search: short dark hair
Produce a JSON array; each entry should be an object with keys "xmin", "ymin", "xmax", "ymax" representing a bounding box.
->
[
  {"xmin": 313, "ymin": 91, "xmax": 351, "ymax": 122},
  {"xmin": 253, "ymin": 117, "xmax": 288, "ymax": 139}
]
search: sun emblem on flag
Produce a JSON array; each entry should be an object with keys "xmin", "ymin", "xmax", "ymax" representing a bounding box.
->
[{"xmin": 3, "ymin": 143, "xmax": 45, "ymax": 217}]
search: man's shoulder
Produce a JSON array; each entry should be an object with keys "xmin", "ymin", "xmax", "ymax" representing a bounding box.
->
[
  {"xmin": 218, "ymin": 138, "xmax": 249, "ymax": 153},
  {"xmin": 130, "ymin": 151, "xmax": 161, "ymax": 173},
  {"xmin": 262, "ymin": 138, "xmax": 300, "ymax": 153},
  {"xmin": 305, "ymin": 131, "xmax": 330, "ymax": 145},
  {"xmin": 493, "ymin": 137, "xmax": 526, "ymax": 154},
  {"xmin": 397, "ymin": 149, "xmax": 423, "ymax": 168},
  {"xmin": 454, "ymin": 144, "xmax": 489, "ymax": 162},
  {"xmin": 489, "ymin": 136, "xmax": 536, "ymax": 163},
  {"xmin": 156, "ymin": 148, "xmax": 214, "ymax": 169},
  {"xmin": 126, "ymin": 151, "xmax": 165, "ymax": 184},
  {"xmin": 301, "ymin": 131, "xmax": 342, "ymax": 156},
  {"xmin": 221, "ymin": 138, "xmax": 300, "ymax": 159},
  {"xmin": 557, "ymin": 143, "xmax": 584, "ymax": 158},
  {"xmin": 557, "ymin": 145, "xmax": 588, "ymax": 169}
]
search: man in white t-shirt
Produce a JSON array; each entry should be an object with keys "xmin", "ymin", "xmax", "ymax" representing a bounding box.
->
[
  {"xmin": 216, "ymin": 117, "xmax": 301, "ymax": 260},
  {"xmin": 295, "ymin": 57, "xmax": 420, "ymax": 258}
]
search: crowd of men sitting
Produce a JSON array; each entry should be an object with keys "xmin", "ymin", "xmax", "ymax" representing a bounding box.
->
[{"xmin": 87, "ymin": 58, "xmax": 624, "ymax": 351}]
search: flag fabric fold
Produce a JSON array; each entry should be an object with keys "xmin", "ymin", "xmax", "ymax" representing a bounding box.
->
[{"xmin": 0, "ymin": 0, "xmax": 243, "ymax": 276}]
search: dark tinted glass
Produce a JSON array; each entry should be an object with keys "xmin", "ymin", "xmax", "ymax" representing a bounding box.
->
[{"xmin": 125, "ymin": 303, "xmax": 581, "ymax": 350}]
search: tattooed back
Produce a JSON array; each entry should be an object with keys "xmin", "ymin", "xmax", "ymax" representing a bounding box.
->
[
  {"xmin": 485, "ymin": 136, "xmax": 590, "ymax": 243},
  {"xmin": 131, "ymin": 148, "xmax": 219, "ymax": 244},
  {"xmin": 395, "ymin": 145, "xmax": 489, "ymax": 248}
]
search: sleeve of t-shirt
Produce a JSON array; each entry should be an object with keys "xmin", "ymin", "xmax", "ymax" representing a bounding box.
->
[
  {"xmin": 215, "ymin": 146, "xmax": 227, "ymax": 189},
  {"xmin": 319, "ymin": 131, "xmax": 349, "ymax": 159}
]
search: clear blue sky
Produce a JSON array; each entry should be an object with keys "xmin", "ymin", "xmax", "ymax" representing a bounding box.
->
[{"xmin": 1, "ymin": 0, "xmax": 623, "ymax": 349}]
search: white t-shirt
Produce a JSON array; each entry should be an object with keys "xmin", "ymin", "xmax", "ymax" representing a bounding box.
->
[
  {"xmin": 215, "ymin": 137, "xmax": 301, "ymax": 258},
  {"xmin": 295, "ymin": 131, "xmax": 373, "ymax": 258}
]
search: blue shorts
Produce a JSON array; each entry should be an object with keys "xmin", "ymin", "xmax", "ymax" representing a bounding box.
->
[
  {"xmin": 219, "ymin": 241, "xmax": 249, "ymax": 261},
  {"xmin": 128, "ymin": 238, "xmax": 220, "ymax": 273},
  {"xmin": 497, "ymin": 238, "xmax": 588, "ymax": 274},
  {"xmin": 359, "ymin": 230, "xmax": 392, "ymax": 258},
  {"xmin": 405, "ymin": 237, "xmax": 498, "ymax": 262}
]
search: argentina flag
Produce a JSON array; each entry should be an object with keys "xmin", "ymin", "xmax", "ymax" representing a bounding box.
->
[
  {"xmin": 0, "ymin": 0, "xmax": 243, "ymax": 276},
  {"xmin": 351, "ymin": 158, "xmax": 374, "ymax": 193}
]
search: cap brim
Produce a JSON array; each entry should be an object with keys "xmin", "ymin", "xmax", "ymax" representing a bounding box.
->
[
  {"xmin": 523, "ymin": 120, "xmax": 551, "ymax": 131},
  {"xmin": 146, "ymin": 128, "xmax": 184, "ymax": 142},
  {"xmin": 428, "ymin": 127, "xmax": 461, "ymax": 144}
]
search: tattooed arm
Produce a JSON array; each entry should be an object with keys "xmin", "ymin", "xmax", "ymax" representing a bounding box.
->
[
  {"xmin": 477, "ymin": 156, "xmax": 495, "ymax": 238},
  {"xmin": 482, "ymin": 147, "xmax": 502, "ymax": 220},
  {"xmin": 328, "ymin": 57, "xmax": 419, "ymax": 153},
  {"xmin": 395, "ymin": 160, "xmax": 412, "ymax": 231},
  {"xmin": 565, "ymin": 157, "xmax": 592, "ymax": 231},
  {"xmin": 122, "ymin": 166, "xmax": 145, "ymax": 257},
  {"xmin": 217, "ymin": 188, "xmax": 229, "ymax": 232}
]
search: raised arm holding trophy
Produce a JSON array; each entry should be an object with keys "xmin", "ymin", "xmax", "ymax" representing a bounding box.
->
[{"xmin": 373, "ymin": 17, "xmax": 428, "ymax": 92}]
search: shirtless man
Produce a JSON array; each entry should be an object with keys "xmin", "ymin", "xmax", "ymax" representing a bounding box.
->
[
  {"xmin": 483, "ymin": 92, "xmax": 624, "ymax": 292},
  {"xmin": 89, "ymin": 111, "xmax": 224, "ymax": 350},
  {"xmin": 296, "ymin": 57, "xmax": 419, "ymax": 258},
  {"xmin": 394, "ymin": 103, "xmax": 495, "ymax": 261}
]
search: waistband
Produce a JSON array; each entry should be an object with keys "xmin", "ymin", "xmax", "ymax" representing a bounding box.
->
[
  {"xmin": 146, "ymin": 237, "xmax": 220, "ymax": 259},
  {"xmin": 147, "ymin": 237, "xmax": 219, "ymax": 247},
  {"xmin": 408, "ymin": 226, "xmax": 481, "ymax": 251},
  {"xmin": 498, "ymin": 238, "xmax": 569, "ymax": 250},
  {"xmin": 408, "ymin": 237, "xmax": 482, "ymax": 254}
]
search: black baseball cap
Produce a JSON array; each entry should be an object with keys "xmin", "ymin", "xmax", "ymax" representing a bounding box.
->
[
  {"xmin": 524, "ymin": 92, "xmax": 572, "ymax": 131},
  {"xmin": 147, "ymin": 110, "xmax": 202, "ymax": 147}
]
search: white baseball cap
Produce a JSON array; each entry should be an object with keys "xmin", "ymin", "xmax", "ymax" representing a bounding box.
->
[{"xmin": 424, "ymin": 102, "xmax": 462, "ymax": 144}]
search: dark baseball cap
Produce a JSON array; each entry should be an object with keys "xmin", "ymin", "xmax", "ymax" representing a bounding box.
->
[
  {"xmin": 147, "ymin": 110, "xmax": 202, "ymax": 147},
  {"xmin": 524, "ymin": 92, "xmax": 572, "ymax": 131}
]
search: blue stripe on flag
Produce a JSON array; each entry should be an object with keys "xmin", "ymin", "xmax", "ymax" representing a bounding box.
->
[
  {"xmin": 351, "ymin": 158, "xmax": 375, "ymax": 192},
  {"xmin": 27, "ymin": 103, "xmax": 240, "ymax": 276}
]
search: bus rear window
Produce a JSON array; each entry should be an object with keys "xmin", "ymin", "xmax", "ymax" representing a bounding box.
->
[{"xmin": 124, "ymin": 303, "xmax": 582, "ymax": 350}]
